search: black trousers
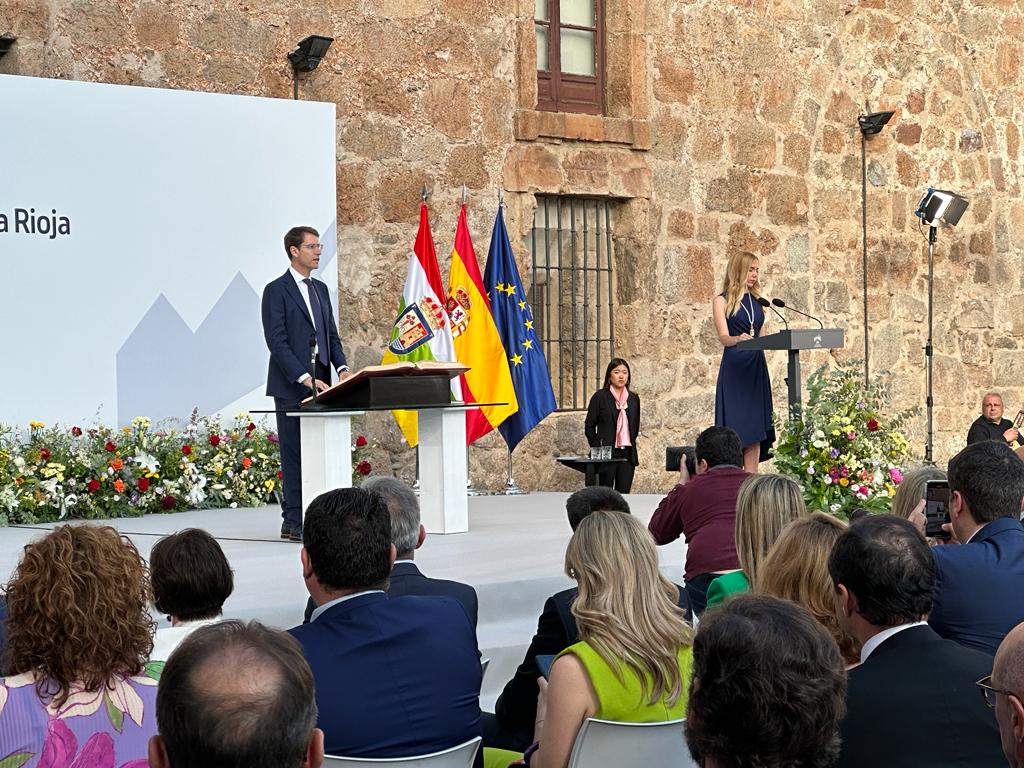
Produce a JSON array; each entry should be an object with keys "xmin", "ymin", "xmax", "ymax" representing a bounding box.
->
[
  {"xmin": 274, "ymin": 361, "xmax": 331, "ymax": 530},
  {"xmin": 684, "ymin": 572, "xmax": 718, "ymax": 621},
  {"xmin": 597, "ymin": 447, "xmax": 635, "ymax": 493}
]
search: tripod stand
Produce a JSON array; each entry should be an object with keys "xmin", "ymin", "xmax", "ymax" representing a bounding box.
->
[{"xmin": 924, "ymin": 224, "xmax": 937, "ymax": 465}]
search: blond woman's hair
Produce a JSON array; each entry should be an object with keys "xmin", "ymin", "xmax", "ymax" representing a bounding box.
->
[
  {"xmin": 720, "ymin": 250, "xmax": 761, "ymax": 316},
  {"xmin": 756, "ymin": 513, "xmax": 861, "ymax": 663},
  {"xmin": 566, "ymin": 510, "xmax": 693, "ymax": 707},
  {"xmin": 891, "ymin": 465, "xmax": 946, "ymax": 522},
  {"xmin": 735, "ymin": 474, "xmax": 808, "ymax": 586}
]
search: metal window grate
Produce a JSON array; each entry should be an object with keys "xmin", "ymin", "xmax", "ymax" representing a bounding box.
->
[{"xmin": 529, "ymin": 195, "xmax": 615, "ymax": 411}]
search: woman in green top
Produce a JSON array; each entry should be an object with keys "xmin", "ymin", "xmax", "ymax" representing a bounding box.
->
[
  {"xmin": 705, "ymin": 474, "xmax": 807, "ymax": 608},
  {"xmin": 526, "ymin": 510, "xmax": 694, "ymax": 768}
]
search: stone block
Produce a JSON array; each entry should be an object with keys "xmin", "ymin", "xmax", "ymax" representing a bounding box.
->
[
  {"xmin": 760, "ymin": 78, "xmax": 797, "ymax": 124},
  {"xmin": 340, "ymin": 118, "xmax": 404, "ymax": 162},
  {"xmin": 895, "ymin": 123, "xmax": 921, "ymax": 145},
  {"xmin": 378, "ymin": 168, "xmax": 431, "ymax": 223},
  {"xmin": 821, "ymin": 125, "xmax": 848, "ymax": 154},
  {"xmin": 729, "ymin": 120, "xmax": 777, "ymax": 169},
  {"xmin": 783, "ymin": 134, "xmax": 810, "ymax": 173},
  {"xmin": 445, "ymin": 144, "xmax": 490, "ymax": 189},
  {"xmin": 759, "ymin": 174, "xmax": 808, "ymax": 225},
  {"xmin": 337, "ymin": 162, "xmax": 373, "ymax": 226},
  {"xmin": 824, "ymin": 90, "xmax": 857, "ymax": 123},
  {"xmin": 360, "ymin": 71, "xmax": 412, "ymax": 117},
  {"xmin": 132, "ymin": 3, "xmax": 179, "ymax": 49},
  {"xmin": 56, "ymin": 0, "xmax": 131, "ymax": 49},
  {"xmin": 424, "ymin": 79, "xmax": 473, "ymax": 140},
  {"xmin": 705, "ymin": 168, "xmax": 754, "ymax": 215},
  {"xmin": 683, "ymin": 245, "xmax": 714, "ymax": 302},
  {"xmin": 970, "ymin": 231, "xmax": 994, "ymax": 256},
  {"xmin": 895, "ymin": 150, "xmax": 921, "ymax": 186},
  {"xmin": 653, "ymin": 56, "xmax": 695, "ymax": 105},
  {"xmin": 695, "ymin": 215, "xmax": 719, "ymax": 243},
  {"xmin": 502, "ymin": 144, "xmax": 563, "ymax": 193},
  {"xmin": 787, "ymin": 234, "xmax": 810, "ymax": 273},
  {"xmin": 690, "ymin": 125, "xmax": 724, "ymax": 162},
  {"xmin": 667, "ymin": 210, "xmax": 694, "ymax": 239},
  {"xmin": 959, "ymin": 129, "xmax": 983, "ymax": 153}
]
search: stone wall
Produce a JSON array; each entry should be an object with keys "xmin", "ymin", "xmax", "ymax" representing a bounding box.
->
[{"xmin": 3, "ymin": 0, "xmax": 1021, "ymax": 493}]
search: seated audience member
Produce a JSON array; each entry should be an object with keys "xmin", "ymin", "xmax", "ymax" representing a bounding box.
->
[
  {"xmin": 148, "ymin": 620, "xmax": 323, "ymax": 768},
  {"xmin": 649, "ymin": 425, "xmax": 750, "ymax": 616},
  {"xmin": 931, "ymin": 440, "xmax": 1024, "ymax": 655},
  {"xmin": 705, "ymin": 473, "xmax": 807, "ymax": 607},
  {"xmin": 504, "ymin": 510, "xmax": 694, "ymax": 768},
  {"xmin": 757, "ymin": 513, "xmax": 859, "ymax": 664},
  {"xmin": 149, "ymin": 527, "xmax": 234, "ymax": 660},
  {"xmin": 890, "ymin": 465, "xmax": 946, "ymax": 535},
  {"xmin": 967, "ymin": 392, "xmax": 1022, "ymax": 446},
  {"xmin": 0, "ymin": 525, "xmax": 157, "ymax": 762},
  {"xmin": 485, "ymin": 487, "xmax": 687, "ymax": 753},
  {"xmin": 829, "ymin": 515, "xmax": 1004, "ymax": 767},
  {"xmin": 685, "ymin": 594, "xmax": 846, "ymax": 768},
  {"xmin": 302, "ymin": 476, "xmax": 478, "ymax": 626},
  {"xmin": 989, "ymin": 621, "xmax": 1024, "ymax": 768},
  {"xmin": 290, "ymin": 488, "xmax": 482, "ymax": 763}
]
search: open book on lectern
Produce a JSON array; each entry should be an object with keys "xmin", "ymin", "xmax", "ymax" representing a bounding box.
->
[{"xmin": 300, "ymin": 361, "xmax": 468, "ymax": 408}]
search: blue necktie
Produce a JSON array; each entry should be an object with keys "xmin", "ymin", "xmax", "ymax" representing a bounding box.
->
[{"xmin": 303, "ymin": 278, "xmax": 329, "ymax": 367}]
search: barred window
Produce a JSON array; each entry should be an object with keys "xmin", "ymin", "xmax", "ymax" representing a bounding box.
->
[{"xmin": 529, "ymin": 196, "xmax": 616, "ymax": 411}]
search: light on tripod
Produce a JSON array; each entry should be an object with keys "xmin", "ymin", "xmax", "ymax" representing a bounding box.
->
[{"xmin": 914, "ymin": 188, "xmax": 970, "ymax": 228}]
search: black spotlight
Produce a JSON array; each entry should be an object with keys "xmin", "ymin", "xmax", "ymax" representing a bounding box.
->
[
  {"xmin": 857, "ymin": 110, "xmax": 895, "ymax": 137},
  {"xmin": 288, "ymin": 35, "xmax": 333, "ymax": 100},
  {"xmin": 0, "ymin": 34, "xmax": 17, "ymax": 59}
]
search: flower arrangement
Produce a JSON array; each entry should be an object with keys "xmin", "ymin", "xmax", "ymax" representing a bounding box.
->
[
  {"xmin": 772, "ymin": 363, "xmax": 916, "ymax": 518},
  {"xmin": 352, "ymin": 433, "xmax": 373, "ymax": 485},
  {"xmin": 0, "ymin": 412, "xmax": 282, "ymax": 526}
]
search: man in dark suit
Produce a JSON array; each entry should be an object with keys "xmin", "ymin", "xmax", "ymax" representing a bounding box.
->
[
  {"xmin": 930, "ymin": 440, "xmax": 1024, "ymax": 656},
  {"xmin": 967, "ymin": 392, "xmax": 1022, "ymax": 446},
  {"xmin": 648, "ymin": 425, "xmax": 749, "ymax": 617},
  {"xmin": 830, "ymin": 515, "xmax": 1004, "ymax": 768},
  {"xmin": 261, "ymin": 226, "xmax": 349, "ymax": 541},
  {"xmin": 483, "ymin": 487, "xmax": 687, "ymax": 753},
  {"xmin": 289, "ymin": 488, "xmax": 482, "ymax": 763},
  {"xmin": 990, "ymin": 621, "xmax": 1024, "ymax": 767},
  {"xmin": 301, "ymin": 476, "xmax": 478, "ymax": 627}
]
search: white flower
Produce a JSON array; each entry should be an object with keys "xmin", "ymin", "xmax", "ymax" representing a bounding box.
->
[
  {"xmin": 823, "ymin": 475, "xmax": 832, "ymax": 485},
  {"xmin": 830, "ymin": 503, "xmax": 842, "ymax": 512},
  {"xmin": 807, "ymin": 465, "xmax": 815, "ymax": 475},
  {"xmin": 229, "ymin": 502, "xmax": 238, "ymax": 508}
]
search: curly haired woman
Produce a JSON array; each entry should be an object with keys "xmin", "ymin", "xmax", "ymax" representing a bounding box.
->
[{"xmin": 0, "ymin": 524, "xmax": 158, "ymax": 767}]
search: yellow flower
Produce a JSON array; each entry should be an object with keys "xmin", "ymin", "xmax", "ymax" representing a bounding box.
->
[
  {"xmin": 839, "ymin": 478, "xmax": 850, "ymax": 487},
  {"xmin": 831, "ymin": 429, "xmax": 840, "ymax": 436},
  {"xmin": 264, "ymin": 479, "xmax": 276, "ymax": 493},
  {"xmin": 29, "ymin": 421, "xmax": 45, "ymax": 429}
]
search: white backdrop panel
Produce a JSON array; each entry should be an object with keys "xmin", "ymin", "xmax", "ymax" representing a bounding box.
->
[{"xmin": 0, "ymin": 75, "xmax": 337, "ymax": 427}]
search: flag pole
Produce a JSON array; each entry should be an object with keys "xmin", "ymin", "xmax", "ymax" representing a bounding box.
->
[
  {"xmin": 498, "ymin": 444, "xmax": 525, "ymax": 495},
  {"xmin": 466, "ymin": 450, "xmax": 483, "ymax": 496},
  {"xmin": 411, "ymin": 446, "xmax": 420, "ymax": 492}
]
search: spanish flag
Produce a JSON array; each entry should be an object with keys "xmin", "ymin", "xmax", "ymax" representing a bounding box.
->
[{"xmin": 447, "ymin": 203, "xmax": 518, "ymax": 443}]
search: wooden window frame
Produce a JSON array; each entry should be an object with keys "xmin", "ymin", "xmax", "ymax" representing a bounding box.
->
[{"xmin": 536, "ymin": 0, "xmax": 605, "ymax": 115}]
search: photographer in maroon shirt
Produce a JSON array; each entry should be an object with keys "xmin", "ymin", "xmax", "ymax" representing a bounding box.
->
[{"xmin": 649, "ymin": 426, "xmax": 750, "ymax": 618}]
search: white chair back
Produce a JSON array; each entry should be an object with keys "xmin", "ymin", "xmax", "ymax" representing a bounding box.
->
[
  {"xmin": 566, "ymin": 718, "xmax": 693, "ymax": 768},
  {"xmin": 323, "ymin": 737, "xmax": 481, "ymax": 767}
]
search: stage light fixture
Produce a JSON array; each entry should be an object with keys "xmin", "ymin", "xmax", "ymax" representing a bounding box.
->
[
  {"xmin": 856, "ymin": 108, "xmax": 894, "ymax": 386},
  {"xmin": 914, "ymin": 186, "xmax": 969, "ymax": 465},
  {"xmin": 288, "ymin": 34, "xmax": 334, "ymax": 100},
  {"xmin": 0, "ymin": 34, "xmax": 17, "ymax": 59},
  {"xmin": 914, "ymin": 188, "xmax": 970, "ymax": 228}
]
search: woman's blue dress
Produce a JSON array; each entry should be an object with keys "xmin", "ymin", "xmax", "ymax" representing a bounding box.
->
[{"xmin": 714, "ymin": 293, "xmax": 775, "ymax": 460}]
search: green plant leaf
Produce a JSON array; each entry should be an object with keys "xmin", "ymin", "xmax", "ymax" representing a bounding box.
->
[
  {"xmin": 0, "ymin": 753, "xmax": 33, "ymax": 768},
  {"xmin": 144, "ymin": 660, "xmax": 164, "ymax": 680},
  {"xmin": 105, "ymin": 692, "xmax": 125, "ymax": 732}
]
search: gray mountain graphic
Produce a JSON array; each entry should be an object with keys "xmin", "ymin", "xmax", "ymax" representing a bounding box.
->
[{"xmin": 115, "ymin": 220, "xmax": 338, "ymax": 425}]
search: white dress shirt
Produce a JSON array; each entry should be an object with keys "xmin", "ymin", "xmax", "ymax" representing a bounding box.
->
[
  {"xmin": 859, "ymin": 620, "xmax": 929, "ymax": 664},
  {"xmin": 310, "ymin": 589, "xmax": 384, "ymax": 623}
]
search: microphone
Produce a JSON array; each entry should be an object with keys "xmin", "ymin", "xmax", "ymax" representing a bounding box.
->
[
  {"xmin": 308, "ymin": 335, "xmax": 321, "ymax": 408},
  {"xmin": 757, "ymin": 296, "xmax": 788, "ymax": 330},
  {"xmin": 772, "ymin": 298, "xmax": 824, "ymax": 329}
]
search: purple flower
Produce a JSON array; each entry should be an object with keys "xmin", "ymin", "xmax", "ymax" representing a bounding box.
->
[{"xmin": 829, "ymin": 448, "xmax": 840, "ymax": 459}]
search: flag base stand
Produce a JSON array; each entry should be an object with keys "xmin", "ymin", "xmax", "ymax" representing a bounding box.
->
[{"xmin": 496, "ymin": 446, "xmax": 526, "ymax": 495}]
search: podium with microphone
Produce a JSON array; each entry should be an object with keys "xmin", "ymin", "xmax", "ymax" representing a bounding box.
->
[{"xmin": 736, "ymin": 297, "xmax": 844, "ymax": 417}]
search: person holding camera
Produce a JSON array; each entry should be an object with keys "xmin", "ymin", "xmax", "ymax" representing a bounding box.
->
[
  {"xmin": 649, "ymin": 426, "xmax": 750, "ymax": 618},
  {"xmin": 712, "ymin": 251, "xmax": 775, "ymax": 473},
  {"xmin": 584, "ymin": 358, "xmax": 640, "ymax": 494}
]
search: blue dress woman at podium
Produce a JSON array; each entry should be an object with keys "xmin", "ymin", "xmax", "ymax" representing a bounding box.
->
[{"xmin": 712, "ymin": 252, "xmax": 775, "ymax": 472}]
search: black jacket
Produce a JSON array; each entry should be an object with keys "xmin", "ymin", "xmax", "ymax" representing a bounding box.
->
[{"xmin": 584, "ymin": 388, "xmax": 640, "ymax": 466}]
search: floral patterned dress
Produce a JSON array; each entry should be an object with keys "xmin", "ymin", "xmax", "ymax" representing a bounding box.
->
[{"xmin": 0, "ymin": 665, "xmax": 160, "ymax": 768}]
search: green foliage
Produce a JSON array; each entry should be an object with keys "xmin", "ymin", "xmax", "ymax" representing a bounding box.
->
[{"xmin": 773, "ymin": 362, "xmax": 917, "ymax": 518}]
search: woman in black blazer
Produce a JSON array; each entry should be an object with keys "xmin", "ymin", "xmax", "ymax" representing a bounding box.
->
[{"xmin": 584, "ymin": 358, "xmax": 640, "ymax": 493}]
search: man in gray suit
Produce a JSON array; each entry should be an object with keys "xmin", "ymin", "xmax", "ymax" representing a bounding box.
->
[{"xmin": 302, "ymin": 476, "xmax": 477, "ymax": 627}]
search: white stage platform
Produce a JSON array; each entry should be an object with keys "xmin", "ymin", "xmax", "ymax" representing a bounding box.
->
[{"xmin": 0, "ymin": 492, "xmax": 687, "ymax": 710}]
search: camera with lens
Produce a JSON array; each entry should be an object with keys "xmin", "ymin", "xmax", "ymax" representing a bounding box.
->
[{"xmin": 665, "ymin": 446, "xmax": 696, "ymax": 476}]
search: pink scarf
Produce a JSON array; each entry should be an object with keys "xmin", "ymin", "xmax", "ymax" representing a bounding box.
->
[{"xmin": 611, "ymin": 386, "xmax": 631, "ymax": 448}]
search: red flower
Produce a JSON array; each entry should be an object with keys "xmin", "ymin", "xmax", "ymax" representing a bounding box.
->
[
  {"xmin": 209, "ymin": 434, "xmax": 221, "ymax": 447},
  {"xmin": 356, "ymin": 435, "xmax": 368, "ymax": 447},
  {"xmin": 138, "ymin": 477, "xmax": 150, "ymax": 493},
  {"xmin": 161, "ymin": 494, "xmax": 176, "ymax": 510},
  {"xmin": 39, "ymin": 447, "xmax": 50, "ymax": 461},
  {"xmin": 104, "ymin": 441, "xmax": 117, "ymax": 452},
  {"xmin": 267, "ymin": 432, "xmax": 280, "ymax": 444},
  {"xmin": 356, "ymin": 460, "xmax": 372, "ymax": 476},
  {"xmin": 71, "ymin": 426, "xmax": 83, "ymax": 437},
  {"xmin": 181, "ymin": 444, "xmax": 192, "ymax": 456},
  {"xmin": 277, "ymin": 470, "xmax": 283, "ymax": 479},
  {"xmin": 247, "ymin": 422, "xmax": 257, "ymax": 433},
  {"xmin": 867, "ymin": 418, "xmax": 880, "ymax": 432},
  {"xmin": 87, "ymin": 479, "xmax": 101, "ymax": 493}
]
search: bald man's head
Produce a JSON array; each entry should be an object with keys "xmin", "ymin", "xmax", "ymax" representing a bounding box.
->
[
  {"xmin": 993, "ymin": 622, "xmax": 1024, "ymax": 767},
  {"xmin": 152, "ymin": 621, "xmax": 321, "ymax": 768}
]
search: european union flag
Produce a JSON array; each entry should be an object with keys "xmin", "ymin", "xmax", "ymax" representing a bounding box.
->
[{"xmin": 483, "ymin": 205, "xmax": 557, "ymax": 451}]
